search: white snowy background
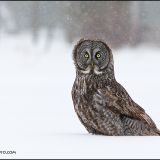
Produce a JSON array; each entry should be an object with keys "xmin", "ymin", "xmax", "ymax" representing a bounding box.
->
[
  {"xmin": 0, "ymin": 1, "xmax": 160, "ymax": 159},
  {"xmin": 0, "ymin": 31, "xmax": 160, "ymax": 159}
]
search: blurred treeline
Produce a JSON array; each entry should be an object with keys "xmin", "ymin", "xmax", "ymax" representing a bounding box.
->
[{"xmin": 0, "ymin": 1, "xmax": 160, "ymax": 48}]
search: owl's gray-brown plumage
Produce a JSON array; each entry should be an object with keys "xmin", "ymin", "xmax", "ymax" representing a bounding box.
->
[{"xmin": 72, "ymin": 38, "xmax": 160, "ymax": 136}]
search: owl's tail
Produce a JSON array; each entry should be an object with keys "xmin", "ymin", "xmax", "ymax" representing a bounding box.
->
[
  {"xmin": 144, "ymin": 113, "xmax": 160, "ymax": 136},
  {"xmin": 155, "ymin": 128, "xmax": 160, "ymax": 135}
]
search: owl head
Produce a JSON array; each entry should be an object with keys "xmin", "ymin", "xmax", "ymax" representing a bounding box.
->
[{"xmin": 73, "ymin": 38, "xmax": 114, "ymax": 78}]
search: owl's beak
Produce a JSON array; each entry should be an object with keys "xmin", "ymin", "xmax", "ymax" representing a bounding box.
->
[
  {"xmin": 89, "ymin": 63, "xmax": 95, "ymax": 73},
  {"xmin": 91, "ymin": 62, "xmax": 94, "ymax": 68}
]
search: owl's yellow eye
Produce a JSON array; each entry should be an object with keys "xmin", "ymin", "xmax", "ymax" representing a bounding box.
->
[
  {"xmin": 96, "ymin": 52, "xmax": 101, "ymax": 59},
  {"xmin": 84, "ymin": 52, "xmax": 89, "ymax": 58}
]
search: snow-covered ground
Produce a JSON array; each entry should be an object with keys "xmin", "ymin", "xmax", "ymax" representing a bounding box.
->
[{"xmin": 0, "ymin": 32, "xmax": 160, "ymax": 159}]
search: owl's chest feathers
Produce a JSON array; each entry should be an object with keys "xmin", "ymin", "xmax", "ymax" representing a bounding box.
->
[
  {"xmin": 73, "ymin": 75, "xmax": 109, "ymax": 118},
  {"xmin": 74, "ymin": 74, "xmax": 107, "ymax": 96},
  {"xmin": 74, "ymin": 75, "xmax": 100, "ymax": 101}
]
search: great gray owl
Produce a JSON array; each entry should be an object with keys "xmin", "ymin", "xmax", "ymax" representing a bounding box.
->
[{"xmin": 71, "ymin": 38, "xmax": 160, "ymax": 136}]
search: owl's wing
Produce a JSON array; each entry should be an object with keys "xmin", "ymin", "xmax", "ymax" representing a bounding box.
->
[{"xmin": 96, "ymin": 81, "xmax": 157, "ymax": 128}]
